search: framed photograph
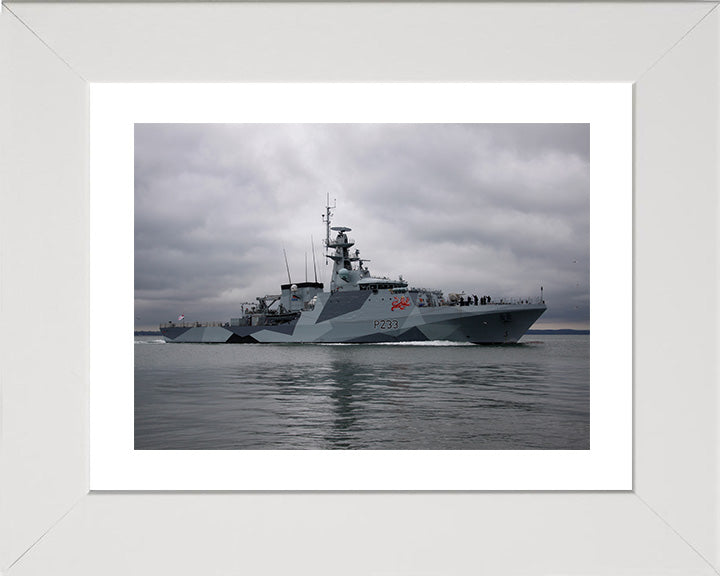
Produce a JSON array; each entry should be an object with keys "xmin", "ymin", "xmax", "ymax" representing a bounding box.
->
[
  {"xmin": 2, "ymin": 2, "xmax": 718, "ymax": 574},
  {"xmin": 91, "ymin": 83, "xmax": 630, "ymax": 491}
]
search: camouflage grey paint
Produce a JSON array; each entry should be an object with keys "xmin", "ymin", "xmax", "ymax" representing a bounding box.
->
[{"xmin": 315, "ymin": 291, "xmax": 371, "ymax": 323}]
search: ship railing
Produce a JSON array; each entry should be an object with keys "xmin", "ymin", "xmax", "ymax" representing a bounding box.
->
[
  {"xmin": 488, "ymin": 296, "xmax": 545, "ymax": 305},
  {"xmin": 409, "ymin": 287, "xmax": 443, "ymax": 294},
  {"xmin": 160, "ymin": 321, "xmax": 229, "ymax": 328},
  {"xmin": 443, "ymin": 296, "xmax": 545, "ymax": 306}
]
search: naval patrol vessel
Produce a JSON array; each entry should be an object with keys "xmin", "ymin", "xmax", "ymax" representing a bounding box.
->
[{"xmin": 160, "ymin": 201, "xmax": 546, "ymax": 344}]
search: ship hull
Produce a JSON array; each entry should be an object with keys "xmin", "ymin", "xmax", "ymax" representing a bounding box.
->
[{"xmin": 160, "ymin": 295, "xmax": 546, "ymax": 344}]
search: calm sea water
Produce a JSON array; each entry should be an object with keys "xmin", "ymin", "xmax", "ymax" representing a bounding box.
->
[{"xmin": 135, "ymin": 335, "xmax": 589, "ymax": 450}]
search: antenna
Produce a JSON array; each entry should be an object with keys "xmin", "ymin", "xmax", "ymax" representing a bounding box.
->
[
  {"xmin": 322, "ymin": 193, "xmax": 337, "ymax": 260},
  {"xmin": 311, "ymin": 235, "xmax": 318, "ymax": 283},
  {"xmin": 283, "ymin": 248, "xmax": 292, "ymax": 284},
  {"xmin": 305, "ymin": 252, "xmax": 308, "ymax": 283}
]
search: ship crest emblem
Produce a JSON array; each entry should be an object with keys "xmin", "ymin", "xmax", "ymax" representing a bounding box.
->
[{"xmin": 391, "ymin": 296, "xmax": 411, "ymax": 311}]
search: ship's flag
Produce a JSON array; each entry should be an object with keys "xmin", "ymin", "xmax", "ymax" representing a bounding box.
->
[{"xmin": 178, "ymin": 314, "xmax": 185, "ymax": 321}]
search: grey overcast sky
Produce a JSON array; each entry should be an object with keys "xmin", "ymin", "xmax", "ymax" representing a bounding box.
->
[{"xmin": 135, "ymin": 123, "xmax": 589, "ymax": 331}]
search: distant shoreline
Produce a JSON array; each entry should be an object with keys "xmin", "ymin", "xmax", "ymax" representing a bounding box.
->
[
  {"xmin": 135, "ymin": 329, "xmax": 589, "ymax": 336},
  {"xmin": 526, "ymin": 329, "xmax": 589, "ymax": 335}
]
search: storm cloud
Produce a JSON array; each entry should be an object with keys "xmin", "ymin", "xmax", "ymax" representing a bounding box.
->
[{"xmin": 135, "ymin": 124, "xmax": 589, "ymax": 330}]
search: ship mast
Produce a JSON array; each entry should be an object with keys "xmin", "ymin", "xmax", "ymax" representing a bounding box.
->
[
  {"xmin": 322, "ymin": 198, "xmax": 364, "ymax": 292},
  {"xmin": 322, "ymin": 193, "xmax": 336, "ymax": 252}
]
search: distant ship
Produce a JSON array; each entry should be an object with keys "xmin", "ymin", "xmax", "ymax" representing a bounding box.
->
[{"xmin": 160, "ymin": 200, "xmax": 546, "ymax": 344}]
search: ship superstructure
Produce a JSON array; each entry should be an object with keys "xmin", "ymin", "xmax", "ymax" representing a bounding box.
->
[{"xmin": 159, "ymin": 201, "xmax": 546, "ymax": 344}]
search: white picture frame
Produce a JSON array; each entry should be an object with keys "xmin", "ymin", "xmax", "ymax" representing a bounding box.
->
[{"xmin": 2, "ymin": 2, "xmax": 718, "ymax": 574}]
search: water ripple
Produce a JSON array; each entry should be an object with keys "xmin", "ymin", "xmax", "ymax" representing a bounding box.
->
[{"xmin": 135, "ymin": 335, "xmax": 589, "ymax": 449}]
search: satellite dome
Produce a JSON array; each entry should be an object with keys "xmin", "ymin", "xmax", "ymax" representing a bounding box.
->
[{"xmin": 291, "ymin": 284, "xmax": 298, "ymax": 291}]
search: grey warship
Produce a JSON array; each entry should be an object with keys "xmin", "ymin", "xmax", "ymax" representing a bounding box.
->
[{"xmin": 160, "ymin": 201, "xmax": 547, "ymax": 344}]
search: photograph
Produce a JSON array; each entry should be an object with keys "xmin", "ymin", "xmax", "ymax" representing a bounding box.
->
[{"xmin": 134, "ymin": 123, "xmax": 590, "ymax": 450}]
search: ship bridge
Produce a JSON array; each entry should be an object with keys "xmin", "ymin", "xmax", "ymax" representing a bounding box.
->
[{"xmin": 357, "ymin": 277, "xmax": 408, "ymax": 291}]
